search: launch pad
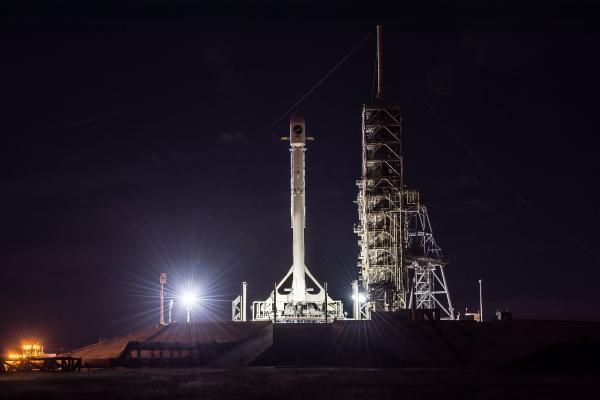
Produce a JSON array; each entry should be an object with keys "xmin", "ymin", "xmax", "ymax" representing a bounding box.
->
[
  {"xmin": 233, "ymin": 26, "xmax": 453, "ymax": 324},
  {"xmin": 65, "ymin": 317, "xmax": 600, "ymax": 368}
]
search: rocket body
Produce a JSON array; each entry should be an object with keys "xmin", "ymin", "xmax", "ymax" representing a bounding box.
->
[
  {"xmin": 242, "ymin": 111, "xmax": 344, "ymax": 322},
  {"xmin": 290, "ymin": 112, "xmax": 306, "ymax": 302}
]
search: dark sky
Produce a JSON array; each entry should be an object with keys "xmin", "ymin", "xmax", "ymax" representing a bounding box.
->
[{"xmin": 2, "ymin": 1, "xmax": 600, "ymax": 351}]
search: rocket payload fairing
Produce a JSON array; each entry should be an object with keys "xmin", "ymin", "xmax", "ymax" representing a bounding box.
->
[{"xmin": 289, "ymin": 112, "xmax": 307, "ymax": 302}]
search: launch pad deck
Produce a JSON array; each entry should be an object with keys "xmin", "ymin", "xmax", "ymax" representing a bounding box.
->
[{"xmin": 66, "ymin": 316, "xmax": 600, "ymax": 368}]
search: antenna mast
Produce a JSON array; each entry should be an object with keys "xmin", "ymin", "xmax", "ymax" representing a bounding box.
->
[{"xmin": 376, "ymin": 25, "xmax": 384, "ymax": 104}]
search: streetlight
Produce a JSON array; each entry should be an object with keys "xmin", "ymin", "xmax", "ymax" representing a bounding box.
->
[{"xmin": 478, "ymin": 279, "xmax": 483, "ymax": 322}]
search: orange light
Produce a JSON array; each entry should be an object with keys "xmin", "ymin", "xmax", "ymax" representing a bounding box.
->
[{"xmin": 14, "ymin": 340, "xmax": 44, "ymax": 358}]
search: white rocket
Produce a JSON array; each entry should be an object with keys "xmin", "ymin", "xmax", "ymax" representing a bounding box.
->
[
  {"xmin": 234, "ymin": 112, "xmax": 344, "ymax": 322},
  {"xmin": 289, "ymin": 111, "xmax": 307, "ymax": 302}
]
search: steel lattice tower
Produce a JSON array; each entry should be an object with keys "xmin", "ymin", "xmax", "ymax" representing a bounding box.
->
[
  {"xmin": 355, "ymin": 26, "xmax": 454, "ymax": 319},
  {"xmin": 355, "ymin": 103, "xmax": 405, "ymax": 311},
  {"xmin": 403, "ymin": 191, "xmax": 454, "ymax": 318}
]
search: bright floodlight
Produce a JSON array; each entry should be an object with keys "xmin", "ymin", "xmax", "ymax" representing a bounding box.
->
[
  {"xmin": 181, "ymin": 291, "xmax": 197, "ymax": 307},
  {"xmin": 352, "ymin": 293, "xmax": 367, "ymax": 303},
  {"xmin": 180, "ymin": 289, "xmax": 198, "ymax": 323}
]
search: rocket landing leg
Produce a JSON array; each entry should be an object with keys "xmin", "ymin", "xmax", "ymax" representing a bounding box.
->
[{"xmin": 251, "ymin": 265, "xmax": 344, "ymax": 323}]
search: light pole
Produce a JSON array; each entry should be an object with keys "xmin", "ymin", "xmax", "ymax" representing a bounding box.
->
[
  {"xmin": 478, "ymin": 279, "xmax": 483, "ymax": 322},
  {"xmin": 181, "ymin": 291, "xmax": 197, "ymax": 323},
  {"xmin": 159, "ymin": 273, "xmax": 167, "ymax": 325}
]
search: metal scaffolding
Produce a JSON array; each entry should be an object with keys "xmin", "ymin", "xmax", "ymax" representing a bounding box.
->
[
  {"xmin": 355, "ymin": 26, "xmax": 454, "ymax": 319},
  {"xmin": 404, "ymin": 191, "xmax": 454, "ymax": 319},
  {"xmin": 355, "ymin": 104, "xmax": 405, "ymax": 312},
  {"xmin": 232, "ymin": 282, "xmax": 247, "ymax": 321}
]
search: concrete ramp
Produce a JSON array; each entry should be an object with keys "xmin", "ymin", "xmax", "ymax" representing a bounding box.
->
[
  {"xmin": 68, "ymin": 322, "xmax": 272, "ymax": 367},
  {"xmin": 66, "ymin": 325, "xmax": 165, "ymax": 367}
]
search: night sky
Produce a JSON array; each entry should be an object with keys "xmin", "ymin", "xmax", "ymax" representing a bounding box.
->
[{"xmin": 2, "ymin": 1, "xmax": 600, "ymax": 352}]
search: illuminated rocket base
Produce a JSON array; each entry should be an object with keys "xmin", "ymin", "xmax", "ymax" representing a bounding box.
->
[
  {"xmin": 251, "ymin": 266, "xmax": 344, "ymax": 322},
  {"xmin": 250, "ymin": 113, "xmax": 344, "ymax": 323}
]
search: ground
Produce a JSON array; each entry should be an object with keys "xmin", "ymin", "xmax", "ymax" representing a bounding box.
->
[{"xmin": 0, "ymin": 367, "xmax": 597, "ymax": 400}]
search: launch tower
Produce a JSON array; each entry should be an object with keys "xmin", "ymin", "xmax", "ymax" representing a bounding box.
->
[{"xmin": 355, "ymin": 26, "xmax": 454, "ymax": 319}]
